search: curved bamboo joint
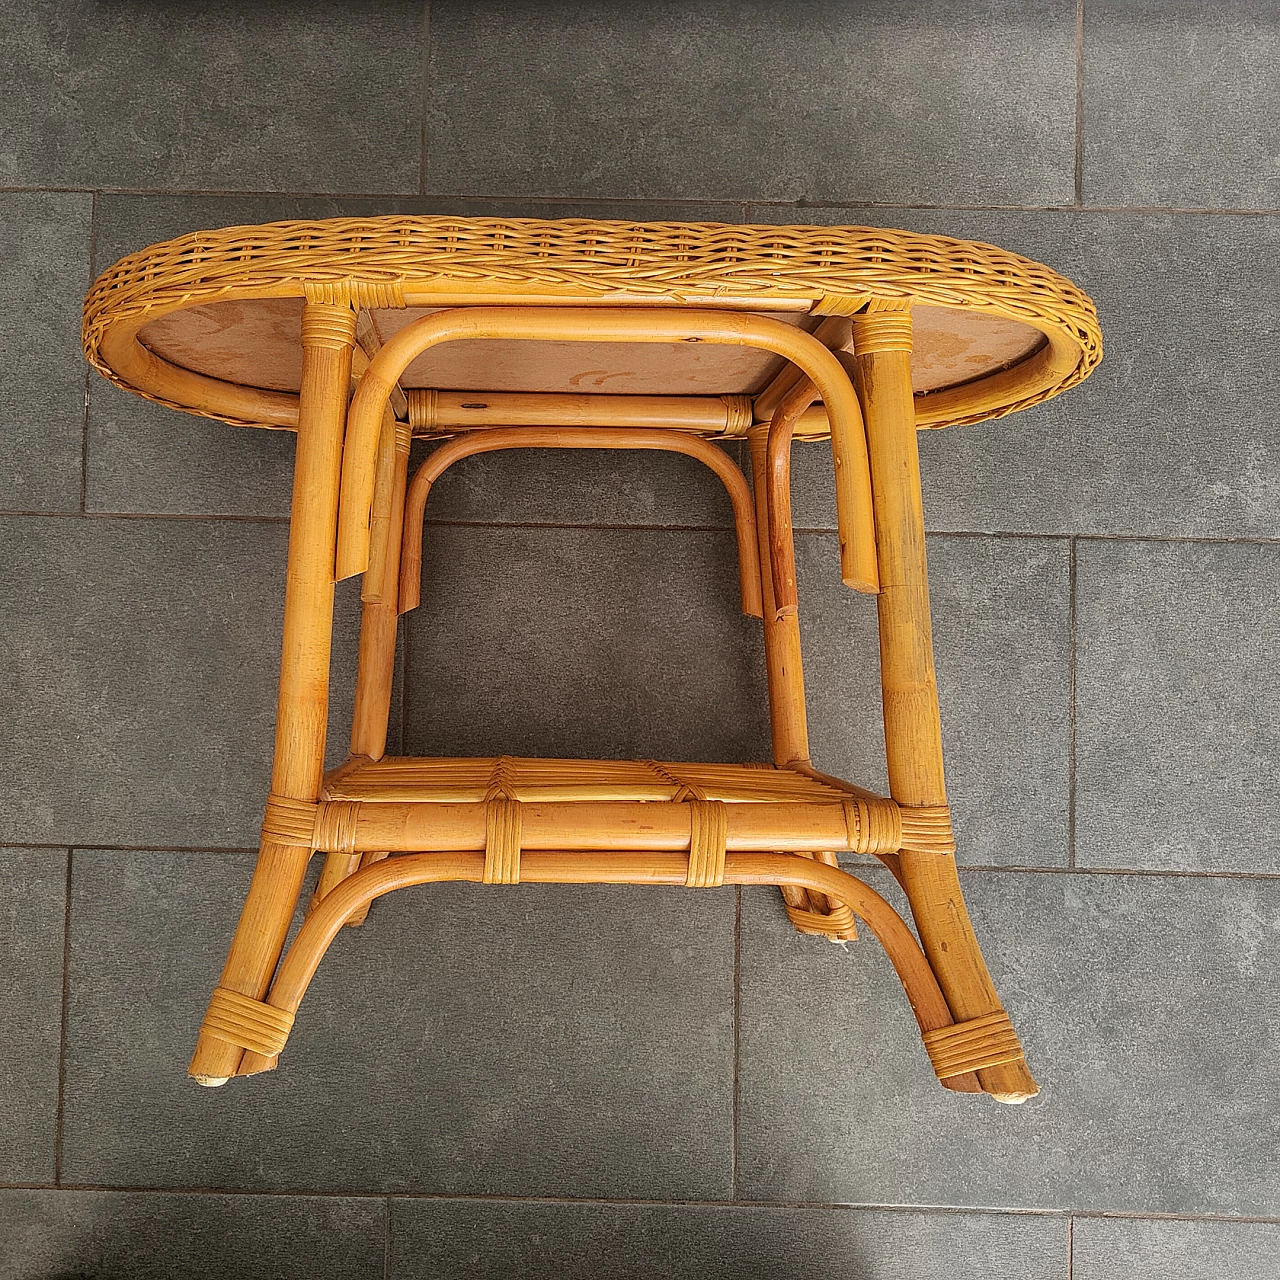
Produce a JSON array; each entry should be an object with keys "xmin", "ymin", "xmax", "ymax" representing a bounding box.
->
[
  {"xmin": 225, "ymin": 850, "xmax": 984, "ymax": 1095},
  {"xmin": 764, "ymin": 374, "xmax": 827, "ymax": 617},
  {"xmin": 397, "ymin": 426, "xmax": 764, "ymax": 619},
  {"xmin": 336, "ymin": 308, "xmax": 878, "ymax": 595}
]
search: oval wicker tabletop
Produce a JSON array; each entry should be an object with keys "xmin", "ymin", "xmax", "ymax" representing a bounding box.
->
[{"xmin": 83, "ymin": 215, "xmax": 1101, "ymax": 432}]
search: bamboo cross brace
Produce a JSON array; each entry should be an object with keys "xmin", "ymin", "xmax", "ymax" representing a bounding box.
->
[
  {"xmin": 232, "ymin": 850, "xmax": 983, "ymax": 1096},
  {"xmin": 397, "ymin": 425, "xmax": 763, "ymax": 618}
]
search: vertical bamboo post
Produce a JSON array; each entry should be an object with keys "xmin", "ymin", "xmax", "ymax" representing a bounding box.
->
[
  {"xmin": 853, "ymin": 303, "xmax": 1037, "ymax": 1103},
  {"xmin": 188, "ymin": 298, "xmax": 355, "ymax": 1084},
  {"xmin": 748, "ymin": 426, "xmax": 832, "ymax": 923},
  {"xmin": 747, "ymin": 426, "xmax": 809, "ymax": 769},
  {"xmin": 313, "ymin": 411, "xmax": 411, "ymax": 918}
]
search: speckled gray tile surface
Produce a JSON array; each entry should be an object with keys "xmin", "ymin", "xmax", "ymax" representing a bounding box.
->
[
  {"xmin": 404, "ymin": 523, "xmax": 771, "ymax": 762},
  {"xmin": 737, "ymin": 868, "xmax": 1280, "ymax": 1215},
  {"xmin": 61, "ymin": 849, "xmax": 734, "ymax": 1198},
  {"xmin": 1076, "ymin": 538, "xmax": 1280, "ymax": 873},
  {"xmin": 0, "ymin": 1189, "xmax": 385, "ymax": 1280},
  {"xmin": 0, "ymin": 849, "xmax": 65, "ymax": 1184},
  {"xmin": 389, "ymin": 1200, "xmax": 1069, "ymax": 1280},
  {"xmin": 1083, "ymin": 0, "xmax": 1280, "ymax": 209},
  {"xmin": 426, "ymin": 0, "xmax": 1076, "ymax": 205},
  {"xmin": 0, "ymin": 192, "xmax": 92, "ymax": 512},
  {"xmin": 0, "ymin": 1, "xmax": 423, "ymax": 191},
  {"xmin": 0, "ymin": 515, "xmax": 363, "ymax": 848},
  {"xmin": 797, "ymin": 532, "xmax": 1071, "ymax": 867},
  {"xmin": 1072, "ymin": 1215, "xmax": 1280, "ymax": 1280}
]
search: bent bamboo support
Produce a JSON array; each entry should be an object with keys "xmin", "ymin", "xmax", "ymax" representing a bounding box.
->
[
  {"xmin": 222, "ymin": 850, "xmax": 980, "ymax": 1095},
  {"xmin": 335, "ymin": 308, "xmax": 878, "ymax": 595},
  {"xmin": 397, "ymin": 426, "xmax": 763, "ymax": 618}
]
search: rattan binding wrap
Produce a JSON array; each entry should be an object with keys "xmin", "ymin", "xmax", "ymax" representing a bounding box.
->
[
  {"xmin": 202, "ymin": 986, "xmax": 295, "ymax": 1059},
  {"xmin": 922, "ymin": 1010, "xmax": 1026, "ymax": 1080},
  {"xmin": 83, "ymin": 215, "xmax": 1101, "ymax": 430}
]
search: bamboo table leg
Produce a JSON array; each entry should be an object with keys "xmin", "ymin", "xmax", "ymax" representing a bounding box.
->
[
  {"xmin": 312, "ymin": 410, "xmax": 411, "ymax": 924},
  {"xmin": 188, "ymin": 299, "xmax": 356, "ymax": 1084},
  {"xmin": 747, "ymin": 426, "xmax": 853, "ymax": 940},
  {"xmin": 853, "ymin": 303, "xmax": 1038, "ymax": 1103}
]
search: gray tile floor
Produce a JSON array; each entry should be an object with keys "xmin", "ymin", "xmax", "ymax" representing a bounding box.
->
[{"xmin": 1, "ymin": 2, "xmax": 1277, "ymax": 1276}]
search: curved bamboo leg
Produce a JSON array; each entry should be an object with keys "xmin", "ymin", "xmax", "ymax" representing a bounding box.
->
[
  {"xmin": 313, "ymin": 411, "xmax": 411, "ymax": 924},
  {"xmin": 188, "ymin": 299, "xmax": 355, "ymax": 1085},
  {"xmin": 853, "ymin": 303, "xmax": 1038, "ymax": 1104},
  {"xmin": 234, "ymin": 850, "xmax": 977, "ymax": 1092}
]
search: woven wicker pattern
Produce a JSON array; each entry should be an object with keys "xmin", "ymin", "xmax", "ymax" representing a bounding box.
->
[
  {"xmin": 322, "ymin": 755, "xmax": 854, "ymax": 805},
  {"xmin": 83, "ymin": 215, "xmax": 1101, "ymax": 429}
]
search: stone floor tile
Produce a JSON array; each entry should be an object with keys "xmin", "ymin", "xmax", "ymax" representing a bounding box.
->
[
  {"xmin": 0, "ymin": 192, "xmax": 92, "ymax": 512},
  {"xmin": 737, "ymin": 867, "xmax": 1280, "ymax": 1215},
  {"xmin": 0, "ymin": 515, "xmax": 362, "ymax": 849},
  {"xmin": 403, "ymin": 524, "xmax": 771, "ymax": 762},
  {"xmin": 426, "ymin": 0, "xmax": 1075, "ymax": 205},
  {"xmin": 61, "ymin": 849, "xmax": 735, "ymax": 1198},
  {"xmin": 1072, "ymin": 1214, "xmax": 1280, "ymax": 1280},
  {"xmin": 797, "ymin": 532, "xmax": 1071, "ymax": 867},
  {"xmin": 0, "ymin": 1189, "xmax": 385, "ymax": 1280},
  {"xmin": 1076, "ymin": 538, "xmax": 1280, "ymax": 872},
  {"xmin": 1083, "ymin": 1, "xmax": 1280, "ymax": 209},
  {"xmin": 0, "ymin": 848, "xmax": 66, "ymax": 1183},
  {"xmin": 0, "ymin": 2, "xmax": 422, "ymax": 191},
  {"xmin": 390, "ymin": 1199, "xmax": 1068, "ymax": 1280}
]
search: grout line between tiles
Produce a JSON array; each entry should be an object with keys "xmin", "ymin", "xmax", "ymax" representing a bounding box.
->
[
  {"xmin": 731, "ymin": 886, "xmax": 741, "ymax": 1202},
  {"xmin": 7, "ymin": 843, "xmax": 261, "ymax": 855},
  {"xmin": 419, "ymin": 0, "xmax": 430, "ymax": 198},
  {"xmin": 1074, "ymin": 0, "xmax": 1084, "ymax": 209},
  {"xmin": 10, "ymin": 1185, "xmax": 1280, "ymax": 1226},
  {"xmin": 3, "ymin": 184, "xmax": 1280, "ymax": 216},
  {"xmin": 955, "ymin": 862, "xmax": 1280, "ymax": 882},
  {"xmin": 52, "ymin": 850, "xmax": 72, "ymax": 1185},
  {"xmin": 8, "ymin": 840, "xmax": 1277, "ymax": 881},
  {"xmin": 399, "ymin": 615, "xmax": 411, "ymax": 757},
  {"xmin": 1067, "ymin": 537, "xmax": 1078, "ymax": 869},
  {"xmin": 0, "ymin": 509, "xmax": 291, "ymax": 524}
]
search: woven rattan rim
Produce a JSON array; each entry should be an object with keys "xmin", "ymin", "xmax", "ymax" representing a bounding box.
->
[{"xmin": 82, "ymin": 214, "xmax": 1102, "ymax": 430}]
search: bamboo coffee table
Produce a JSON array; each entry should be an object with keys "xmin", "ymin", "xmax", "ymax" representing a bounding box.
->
[{"xmin": 84, "ymin": 216, "xmax": 1101, "ymax": 1103}]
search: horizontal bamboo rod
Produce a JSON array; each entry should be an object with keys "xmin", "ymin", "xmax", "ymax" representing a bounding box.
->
[
  {"xmin": 408, "ymin": 389, "xmax": 753, "ymax": 436},
  {"xmin": 334, "ymin": 800, "xmax": 855, "ymax": 853}
]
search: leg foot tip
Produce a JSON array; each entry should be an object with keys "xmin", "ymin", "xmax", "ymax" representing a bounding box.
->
[
  {"xmin": 192, "ymin": 1074, "xmax": 230, "ymax": 1088},
  {"xmin": 989, "ymin": 1088, "xmax": 1037, "ymax": 1105}
]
